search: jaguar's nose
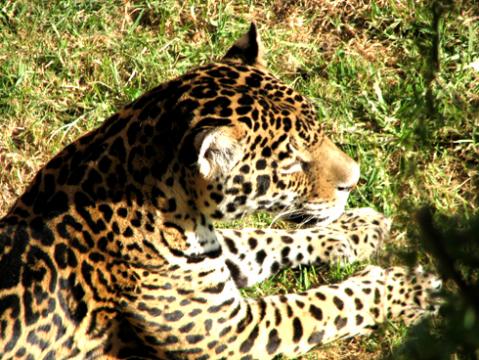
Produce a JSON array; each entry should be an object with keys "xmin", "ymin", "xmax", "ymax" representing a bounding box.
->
[{"xmin": 336, "ymin": 160, "xmax": 360, "ymax": 193}]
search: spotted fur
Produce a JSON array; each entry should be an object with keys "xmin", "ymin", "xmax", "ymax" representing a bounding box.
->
[{"xmin": 0, "ymin": 24, "xmax": 440, "ymax": 359}]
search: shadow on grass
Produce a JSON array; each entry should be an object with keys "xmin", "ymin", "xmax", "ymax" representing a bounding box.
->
[
  {"xmin": 386, "ymin": 209, "xmax": 479, "ymax": 360},
  {"xmin": 385, "ymin": 1, "xmax": 479, "ymax": 359}
]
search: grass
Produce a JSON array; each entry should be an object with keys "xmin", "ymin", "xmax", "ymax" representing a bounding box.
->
[{"xmin": 1, "ymin": 0, "xmax": 478, "ymax": 359}]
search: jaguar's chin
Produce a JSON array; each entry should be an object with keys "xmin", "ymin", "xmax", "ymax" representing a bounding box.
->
[
  {"xmin": 281, "ymin": 202, "xmax": 347, "ymax": 227},
  {"xmin": 282, "ymin": 213, "xmax": 335, "ymax": 227},
  {"xmin": 282, "ymin": 213, "xmax": 327, "ymax": 227}
]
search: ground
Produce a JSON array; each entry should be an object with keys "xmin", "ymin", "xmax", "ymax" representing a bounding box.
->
[{"xmin": 0, "ymin": 1, "xmax": 478, "ymax": 359}]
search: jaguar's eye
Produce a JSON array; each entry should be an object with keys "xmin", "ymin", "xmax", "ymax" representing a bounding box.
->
[
  {"xmin": 280, "ymin": 162, "xmax": 302, "ymax": 174},
  {"xmin": 300, "ymin": 160, "xmax": 311, "ymax": 171},
  {"xmin": 280, "ymin": 159, "xmax": 310, "ymax": 174},
  {"xmin": 281, "ymin": 144, "xmax": 312, "ymax": 174}
]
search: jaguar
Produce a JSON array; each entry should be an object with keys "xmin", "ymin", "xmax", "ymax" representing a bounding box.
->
[{"xmin": 0, "ymin": 23, "xmax": 440, "ymax": 359}]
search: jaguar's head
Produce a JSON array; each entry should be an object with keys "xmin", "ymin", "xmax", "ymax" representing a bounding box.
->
[{"xmin": 177, "ymin": 23, "xmax": 359, "ymax": 227}]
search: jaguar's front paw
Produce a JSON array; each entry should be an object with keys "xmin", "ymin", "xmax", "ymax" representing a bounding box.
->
[
  {"xmin": 330, "ymin": 207, "xmax": 391, "ymax": 260},
  {"xmin": 385, "ymin": 265, "xmax": 442, "ymax": 325}
]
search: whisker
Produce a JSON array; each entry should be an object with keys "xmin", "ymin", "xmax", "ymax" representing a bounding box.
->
[{"xmin": 269, "ymin": 206, "xmax": 303, "ymax": 228}]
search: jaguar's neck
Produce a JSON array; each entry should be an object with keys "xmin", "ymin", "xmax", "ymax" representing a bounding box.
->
[
  {"xmin": 5, "ymin": 154, "xmax": 219, "ymax": 265},
  {"xmin": 4, "ymin": 130, "xmax": 219, "ymax": 268}
]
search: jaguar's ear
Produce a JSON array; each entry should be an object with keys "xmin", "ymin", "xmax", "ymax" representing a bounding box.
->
[
  {"xmin": 223, "ymin": 23, "xmax": 264, "ymax": 66},
  {"xmin": 194, "ymin": 128, "xmax": 243, "ymax": 179}
]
